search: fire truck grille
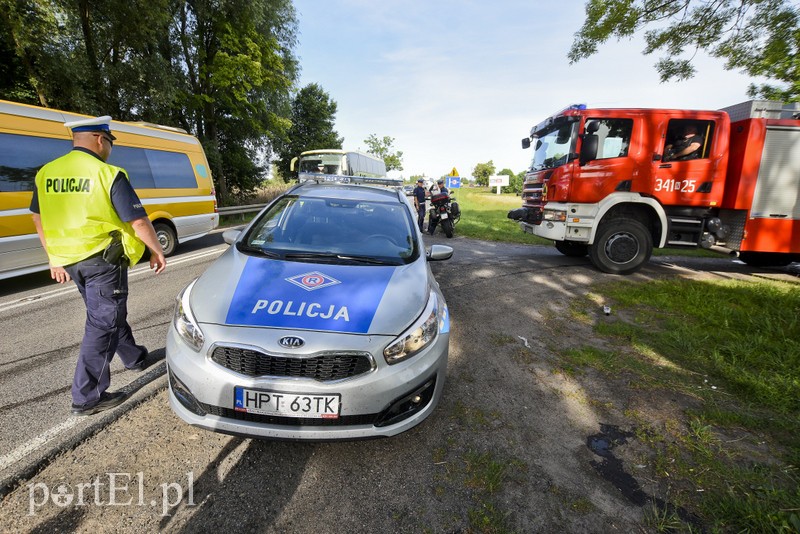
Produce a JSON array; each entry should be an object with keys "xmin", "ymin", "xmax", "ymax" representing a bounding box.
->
[{"xmin": 210, "ymin": 346, "xmax": 374, "ymax": 381}]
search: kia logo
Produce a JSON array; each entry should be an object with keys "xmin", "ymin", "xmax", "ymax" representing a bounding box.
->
[{"xmin": 279, "ymin": 336, "xmax": 305, "ymax": 348}]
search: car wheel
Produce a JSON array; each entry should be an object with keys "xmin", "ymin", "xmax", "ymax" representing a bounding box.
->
[
  {"xmin": 154, "ymin": 222, "xmax": 177, "ymax": 256},
  {"xmin": 589, "ymin": 219, "xmax": 652, "ymax": 274},
  {"xmin": 555, "ymin": 240, "xmax": 588, "ymax": 257}
]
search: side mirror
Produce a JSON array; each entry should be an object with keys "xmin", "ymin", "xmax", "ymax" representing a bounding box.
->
[
  {"xmin": 426, "ymin": 244, "xmax": 453, "ymax": 261},
  {"xmin": 222, "ymin": 229, "xmax": 241, "ymax": 245},
  {"xmin": 289, "ymin": 157, "xmax": 298, "ymax": 172},
  {"xmin": 521, "ymin": 138, "xmax": 530, "ymax": 149},
  {"xmin": 579, "ymin": 135, "xmax": 599, "ymax": 166}
]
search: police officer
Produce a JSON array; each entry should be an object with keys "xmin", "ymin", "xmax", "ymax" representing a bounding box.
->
[
  {"xmin": 412, "ymin": 178, "xmax": 428, "ymax": 232},
  {"xmin": 30, "ymin": 115, "xmax": 167, "ymax": 416}
]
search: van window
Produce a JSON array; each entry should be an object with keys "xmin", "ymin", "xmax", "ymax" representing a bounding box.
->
[
  {"xmin": 0, "ymin": 131, "xmax": 198, "ymax": 191},
  {"xmin": 109, "ymin": 148, "xmax": 197, "ymax": 189},
  {"xmin": 146, "ymin": 150, "xmax": 197, "ymax": 188},
  {"xmin": 108, "ymin": 146, "xmax": 155, "ymax": 188},
  {"xmin": 0, "ymin": 133, "xmax": 70, "ymax": 192}
]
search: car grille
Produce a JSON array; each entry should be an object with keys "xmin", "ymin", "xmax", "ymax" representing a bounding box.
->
[
  {"xmin": 200, "ymin": 404, "xmax": 379, "ymax": 427},
  {"xmin": 210, "ymin": 346, "xmax": 374, "ymax": 381}
]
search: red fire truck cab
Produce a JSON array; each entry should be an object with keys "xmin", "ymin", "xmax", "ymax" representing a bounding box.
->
[{"xmin": 508, "ymin": 100, "xmax": 800, "ymax": 274}]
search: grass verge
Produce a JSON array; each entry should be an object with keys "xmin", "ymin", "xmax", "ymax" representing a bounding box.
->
[{"xmin": 571, "ymin": 277, "xmax": 800, "ymax": 532}]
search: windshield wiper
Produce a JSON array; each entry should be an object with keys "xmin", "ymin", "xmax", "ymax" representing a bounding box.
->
[
  {"xmin": 236, "ymin": 244, "xmax": 282, "ymax": 258},
  {"xmin": 335, "ymin": 255, "xmax": 392, "ymax": 265},
  {"xmin": 283, "ymin": 252, "xmax": 340, "ymax": 263},
  {"xmin": 284, "ymin": 252, "xmax": 395, "ymax": 265}
]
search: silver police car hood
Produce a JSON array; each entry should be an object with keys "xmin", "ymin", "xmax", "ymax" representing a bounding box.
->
[{"xmin": 189, "ymin": 247, "xmax": 429, "ymax": 336}]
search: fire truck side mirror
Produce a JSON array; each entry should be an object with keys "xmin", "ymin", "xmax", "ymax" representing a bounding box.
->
[
  {"xmin": 580, "ymin": 134, "xmax": 599, "ymax": 166},
  {"xmin": 522, "ymin": 138, "xmax": 531, "ymax": 149}
]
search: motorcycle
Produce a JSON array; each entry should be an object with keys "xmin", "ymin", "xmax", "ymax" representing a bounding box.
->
[{"xmin": 427, "ymin": 192, "xmax": 460, "ymax": 238}]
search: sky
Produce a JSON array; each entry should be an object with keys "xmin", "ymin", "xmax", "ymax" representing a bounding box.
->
[{"xmin": 292, "ymin": 0, "xmax": 761, "ymax": 180}]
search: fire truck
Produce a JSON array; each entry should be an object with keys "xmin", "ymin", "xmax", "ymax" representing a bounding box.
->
[{"xmin": 508, "ymin": 100, "xmax": 800, "ymax": 274}]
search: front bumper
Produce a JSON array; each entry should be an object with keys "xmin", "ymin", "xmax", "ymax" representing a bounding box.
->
[{"xmin": 166, "ymin": 323, "xmax": 449, "ymax": 440}]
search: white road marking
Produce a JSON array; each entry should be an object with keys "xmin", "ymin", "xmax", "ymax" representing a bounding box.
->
[{"xmin": 0, "ymin": 417, "xmax": 80, "ymax": 471}]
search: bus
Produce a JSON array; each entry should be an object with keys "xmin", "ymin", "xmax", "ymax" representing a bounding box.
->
[
  {"xmin": 0, "ymin": 99, "xmax": 219, "ymax": 281},
  {"xmin": 290, "ymin": 149, "xmax": 387, "ymax": 178}
]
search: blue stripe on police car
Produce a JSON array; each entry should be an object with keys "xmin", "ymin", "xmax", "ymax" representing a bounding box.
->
[{"xmin": 225, "ymin": 258, "xmax": 394, "ymax": 333}]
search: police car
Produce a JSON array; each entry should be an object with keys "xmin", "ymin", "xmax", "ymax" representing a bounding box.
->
[{"xmin": 166, "ymin": 173, "xmax": 453, "ymax": 440}]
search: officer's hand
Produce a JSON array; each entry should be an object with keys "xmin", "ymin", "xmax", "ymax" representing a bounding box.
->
[
  {"xmin": 150, "ymin": 252, "xmax": 167, "ymax": 274},
  {"xmin": 50, "ymin": 266, "xmax": 71, "ymax": 284}
]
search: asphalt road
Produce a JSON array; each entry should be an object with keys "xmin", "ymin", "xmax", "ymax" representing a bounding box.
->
[
  {"xmin": 0, "ymin": 231, "xmax": 228, "ymax": 492},
  {"xmin": 0, "ymin": 229, "xmax": 797, "ymax": 532}
]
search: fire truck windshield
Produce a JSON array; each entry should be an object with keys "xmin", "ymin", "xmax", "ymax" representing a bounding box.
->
[{"xmin": 528, "ymin": 122, "xmax": 579, "ymax": 172}]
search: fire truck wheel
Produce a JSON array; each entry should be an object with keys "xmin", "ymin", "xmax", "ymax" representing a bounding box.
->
[
  {"xmin": 555, "ymin": 241, "xmax": 588, "ymax": 257},
  {"xmin": 442, "ymin": 218, "xmax": 454, "ymax": 238},
  {"xmin": 589, "ymin": 219, "xmax": 652, "ymax": 275}
]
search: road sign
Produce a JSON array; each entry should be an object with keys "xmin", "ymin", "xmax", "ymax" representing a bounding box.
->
[
  {"xmin": 449, "ymin": 167, "xmax": 459, "ymax": 177},
  {"xmin": 447, "ymin": 176, "xmax": 461, "ymax": 189},
  {"xmin": 489, "ymin": 175, "xmax": 509, "ymax": 194}
]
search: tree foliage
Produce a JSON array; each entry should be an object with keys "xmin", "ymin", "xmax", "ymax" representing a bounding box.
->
[
  {"xmin": 363, "ymin": 134, "xmax": 403, "ymax": 171},
  {"xmin": 275, "ymin": 83, "xmax": 343, "ymax": 182},
  {"xmin": 472, "ymin": 160, "xmax": 495, "ymax": 187},
  {"xmin": 570, "ymin": 0, "xmax": 800, "ymax": 101},
  {"xmin": 0, "ymin": 0, "xmax": 300, "ymax": 203}
]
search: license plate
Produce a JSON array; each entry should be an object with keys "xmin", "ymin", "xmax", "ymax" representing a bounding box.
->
[
  {"xmin": 440, "ymin": 212, "xmax": 448, "ymax": 220},
  {"xmin": 234, "ymin": 387, "xmax": 340, "ymax": 419}
]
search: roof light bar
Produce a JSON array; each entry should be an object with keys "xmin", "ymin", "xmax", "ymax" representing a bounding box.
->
[{"xmin": 298, "ymin": 172, "xmax": 404, "ymax": 187}]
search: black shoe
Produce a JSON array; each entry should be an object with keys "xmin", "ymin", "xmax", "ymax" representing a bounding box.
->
[
  {"xmin": 71, "ymin": 391, "xmax": 128, "ymax": 416},
  {"xmin": 126, "ymin": 358, "xmax": 148, "ymax": 372}
]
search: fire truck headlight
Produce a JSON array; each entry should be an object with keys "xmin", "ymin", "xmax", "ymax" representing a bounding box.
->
[{"xmin": 542, "ymin": 210, "xmax": 567, "ymax": 223}]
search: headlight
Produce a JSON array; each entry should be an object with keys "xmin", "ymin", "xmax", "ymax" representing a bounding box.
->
[
  {"xmin": 384, "ymin": 292, "xmax": 439, "ymax": 365},
  {"xmin": 173, "ymin": 279, "xmax": 204, "ymax": 352},
  {"xmin": 542, "ymin": 209, "xmax": 567, "ymax": 222}
]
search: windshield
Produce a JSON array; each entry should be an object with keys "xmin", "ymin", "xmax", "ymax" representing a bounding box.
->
[
  {"xmin": 528, "ymin": 122, "xmax": 579, "ymax": 172},
  {"xmin": 298, "ymin": 154, "xmax": 342, "ymax": 174},
  {"xmin": 241, "ymin": 195, "xmax": 417, "ymax": 265}
]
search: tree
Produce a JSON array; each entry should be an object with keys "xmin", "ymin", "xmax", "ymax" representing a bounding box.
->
[
  {"xmin": 363, "ymin": 134, "xmax": 403, "ymax": 171},
  {"xmin": 173, "ymin": 0, "xmax": 299, "ymax": 203},
  {"xmin": 570, "ymin": 0, "xmax": 800, "ymax": 101},
  {"xmin": 275, "ymin": 83, "xmax": 343, "ymax": 181},
  {"xmin": 0, "ymin": 0, "xmax": 299, "ymax": 203},
  {"xmin": 472, "ymin": 160, "xmax": 495, "ymax": 187}
]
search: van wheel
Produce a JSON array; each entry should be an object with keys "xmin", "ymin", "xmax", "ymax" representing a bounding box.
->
[
  {"xmin": 154, "ymin": 223, "xmax": 177, "ymax": 256},
  {"xmin": 555, "ymin": 241, "xmax": 588, "ymax": 257},
  {"xmin": 589, "ymin": 219, "xmax": 652, "ymax": 275}
]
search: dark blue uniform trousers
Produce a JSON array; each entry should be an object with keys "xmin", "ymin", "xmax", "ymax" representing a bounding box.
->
[
  {"xmin": 417, "ymin": 206, "xmax": 426, "ymax": 232},
  {"xmin": 64, "ymin": 256, "xmax": 146, "ymax": 408}
]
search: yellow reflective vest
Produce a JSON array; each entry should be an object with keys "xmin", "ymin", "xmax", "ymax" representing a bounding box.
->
[{"xmin": 35, "ymin": 150, "xmax": 146, "ymax": 267}]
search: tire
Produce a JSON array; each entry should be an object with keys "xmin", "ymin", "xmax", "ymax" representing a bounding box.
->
[
  {"xmin": 555, "ymin": 240, "xmax": 588, "ymax": 257},
  {"xmin": 739, "ymin": 252, "xmax": 794, "ymax": 267},
  {"xmin": 589, "ymin": 219, "xmax": 652, "ymax": 275},
  {"xmin": 154, "ymin": 222, "xmax": 178, "ymax": 256},
  {"xmin": 442, "ymin": 218, "xmax": 454, "ymax": 238}
]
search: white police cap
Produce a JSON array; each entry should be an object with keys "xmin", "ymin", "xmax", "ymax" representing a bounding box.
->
[{"xmin": 64, "ymin": 115, "xmax": 117, "ymax": 140}]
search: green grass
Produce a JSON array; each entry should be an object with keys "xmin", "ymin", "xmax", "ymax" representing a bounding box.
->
[
  {"xmin": 450, "ymin": 187, "xmax": 551, "ymax": 245},
  {"xmin": 576, "ymin": 278, "xmax": 800, "ymax": 532}
]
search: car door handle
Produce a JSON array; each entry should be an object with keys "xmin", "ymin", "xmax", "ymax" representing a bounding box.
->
[{"xmin": 659, "ymin": 164, "xmax": 672, "ymax": 169}]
